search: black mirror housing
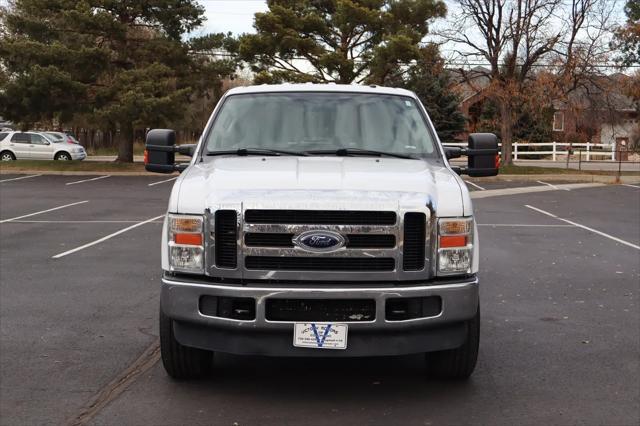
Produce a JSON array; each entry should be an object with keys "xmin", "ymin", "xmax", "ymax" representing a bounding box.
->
[
  {"xmin": 145, "ymin": 129, "xmax": 176, "ymax": 173},
  {"xmin": 466, "ymin": 133, "xmax": 499, "ymax": 177},
  {"xmin": 444, "ymin": 146, "xmax": 463, "ymax": 160}
]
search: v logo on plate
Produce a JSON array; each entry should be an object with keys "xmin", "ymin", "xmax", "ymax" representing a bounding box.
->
[{"xmin": 311, "ymin": 324, "xmax": 332, "ymax": 347}]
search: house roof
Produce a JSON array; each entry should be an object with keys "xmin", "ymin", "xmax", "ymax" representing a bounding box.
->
[
  {"xmin": 447, "ymin": 67, "xmax": 637, "ymax": 113},
  {"xmin": 553, "ymin": 74, "xmax": 637, "ymax": 112},
  {"xmin": 447, "ymin": 67, "xmax": 492, "ymax": 102}
]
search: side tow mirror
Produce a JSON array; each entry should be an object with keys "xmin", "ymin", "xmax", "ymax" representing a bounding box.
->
[
  {"xmin": 145, "ymin": 129, "xmax": 196, "ymax": 174},
  {"xmin": 465, "ymin": 133, "xmax": 500, "ymax": 177}
]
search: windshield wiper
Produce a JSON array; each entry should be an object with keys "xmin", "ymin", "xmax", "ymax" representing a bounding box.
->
[
  {"xmin": 305, "ymin": 148, "xmax": 418, "ymax": 160},
  {"xmin": 206, "ymin": 148, "xmax": 308, "ymax": 156}
]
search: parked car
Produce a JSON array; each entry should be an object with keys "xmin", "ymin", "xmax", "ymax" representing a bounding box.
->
[
  {"xmin": 0, "ymin": 131, "xmax": 86, "ymax": 161},
  {"xmin": 144, "ymin": 84, "xmax": 500, "ymax": 380}
]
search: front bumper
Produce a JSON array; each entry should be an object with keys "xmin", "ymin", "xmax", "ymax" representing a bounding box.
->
[
  {"xmin": 71, "ymin": 151, "xmax": 86, "ymax": 160},
  {"xmin": 161, "ymin": 275, "xmax": 479, "ymax": 357}
]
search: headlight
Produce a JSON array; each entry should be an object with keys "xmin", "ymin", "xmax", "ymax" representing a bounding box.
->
[
  {"xmin": 437, "ymin": 217, "xmax": 473, "ymax": 275},
  {"xmin": 168, "ymin": 214, "xmax": 204, "ymax": 273}
]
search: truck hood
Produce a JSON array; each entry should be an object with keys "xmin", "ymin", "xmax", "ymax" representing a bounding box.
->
[{"xmin": 169, "ymin": 156, "xmax": 470, "ymax": 217}]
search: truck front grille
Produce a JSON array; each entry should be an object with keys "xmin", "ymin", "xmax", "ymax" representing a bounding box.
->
[
  {"xmin": 245, "ymin": 256, "xmax": 395, "ymax": 271},
  {"xmin": 209, "ymin": 209, "xmax": 429, "ymax": 277},
  {"xmin": 245, "ymin": 209, "xmax": 396, "ymax": 225}
]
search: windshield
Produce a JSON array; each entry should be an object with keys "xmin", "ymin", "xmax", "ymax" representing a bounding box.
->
[{"xmin": 205, "ymin": 93, "xmax": 438, "ymax": 157}]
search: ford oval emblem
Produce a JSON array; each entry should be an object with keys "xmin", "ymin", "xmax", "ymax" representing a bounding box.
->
[{"xmin": 293, "ymin": 231, "xmax": 346, "ymax": 252}]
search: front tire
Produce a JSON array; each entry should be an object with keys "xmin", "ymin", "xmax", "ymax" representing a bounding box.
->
[
  {"xmin": 0, "ymin": 151, "xmax": 16, "ymax": 161},
  {"xmin": 55, "ymin": 152, "xmax": 71, "ymax": 161},
  {"xmin": 159, "ymin": 308, "xmax": 213, "ymax": 380},
  {"xmin": 426, "ymin": 305, "xmax": 480, "ymax": 379}
]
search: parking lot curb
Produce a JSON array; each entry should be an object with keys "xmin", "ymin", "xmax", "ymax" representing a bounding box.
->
[
  {"xmin": 0, "ymin": 170, "xmax": 175, "ymax": 176},
  {"xmin": 470, "ymin": 174, "xmax": 640, "ymax": 184}
]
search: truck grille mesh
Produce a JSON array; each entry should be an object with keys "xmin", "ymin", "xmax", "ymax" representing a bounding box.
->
[
  {"xmin": 265, "ymin": 299, "xmax": 375, "ymax": 322},
  {"xmin": 245, "ymin": 256, "xmax": 395, "ymax": 271},
  {"xmin": 402, "ymin": 213, "xmax": 426, "ymax": 271},
  {"xmin": 214, "ymin": 210, "xmax": 237, "ymax": 268}
]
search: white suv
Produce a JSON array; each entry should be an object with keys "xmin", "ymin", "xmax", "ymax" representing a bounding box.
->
[{"xmin": 0, "ymin": 131, "xmax": 86, "ymax": 161}]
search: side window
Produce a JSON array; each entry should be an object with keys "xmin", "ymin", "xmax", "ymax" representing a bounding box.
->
[
  {"xmin": 30, "ymin": 134, "xmax": 47, "ymax": 145},
  {"xmin": 0, "ymin": 132, "xmax": 8, "ymax": 141},
  {"xmin": 11, "ymin": 133, "xmax": 30, "ymax": 143}
]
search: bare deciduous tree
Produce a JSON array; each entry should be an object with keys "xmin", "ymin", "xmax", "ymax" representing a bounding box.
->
[{"xmin": 439, "ymin": 0, "xmax": 618, "ymax": 164}]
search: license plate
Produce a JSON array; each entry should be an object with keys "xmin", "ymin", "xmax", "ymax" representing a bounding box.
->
[{"xmin": 293, "ymin": 323, "xmax": 348, "ymax": 350}]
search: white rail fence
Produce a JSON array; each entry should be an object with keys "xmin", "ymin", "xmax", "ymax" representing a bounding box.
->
[{"xmin": 445, "ymin": 142, "xmax": 618, "ymax": 161}]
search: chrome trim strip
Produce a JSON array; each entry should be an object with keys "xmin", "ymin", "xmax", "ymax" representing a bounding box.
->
[
  {"xmin": 163, "ymin": 276, "xmax": 476, "ymax": 293},
  {"xmin": 243, "ymin": 246, "xmax": 396, "ymax": 257},
  {"xmin": 244, "ymin": 223, "xmax": 397, "ymax": 234}
]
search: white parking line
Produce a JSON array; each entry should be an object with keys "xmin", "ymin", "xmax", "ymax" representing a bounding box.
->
[
  {"xmin": 66, "ymin": 175, "xmax": 111, "ymax": 186},
  {"xmin": 622, "ymin": 184, "xmax": 640, "ymax": 189},
  {"xmin": 148, "ymin": 177, "xmax": 177, "ymax": 187},
  {"xmin": 0, "ymin": 201, "xmax": 89, "ymax": 224},
  {"xmin": 52, "ymin": 215, "xmax": 164, "ymax": 259},
  {"xmin": 464, "ymin": 180, "xmax": 486, "ymax": 191},
  {"xmin": 536, "ymin": 180, "xmax": 570, "ymax": 191},
  {"xmin": 8, "ymin": 220, "xmax": 164, "ymax": 224},
  {"xmin": 470, "ymin": 183, "xmax": 603, "ymax": 199},
  {"xmin": 478, "ymin": 223, "xmax": 573, "ymax": 227},
  {"xmin": 0, "ymin": 174, "xmax": 42, "ymax": 183},
  {"xmin": 525, "ymin": 204, "xmax": 640, "ymax": 250}
]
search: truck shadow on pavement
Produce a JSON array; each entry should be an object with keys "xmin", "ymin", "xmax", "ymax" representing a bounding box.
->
[{"xmin": 171, "ymin": 352, "xmax": 478, "ymax": 398}]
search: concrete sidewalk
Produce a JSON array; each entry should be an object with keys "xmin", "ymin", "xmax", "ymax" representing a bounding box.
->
[
  {"xmin": 86, "ymin": 155, "xmax": 190, "ymax": 162},
  {"xmin": 513, "ymin": 159, "xmax": 640, "ymax": 172}
]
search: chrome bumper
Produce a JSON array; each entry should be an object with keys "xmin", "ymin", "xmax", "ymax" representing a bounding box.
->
[{"xmin": 161, "ymin": 275, "xmax": 478, "ymax": 356}]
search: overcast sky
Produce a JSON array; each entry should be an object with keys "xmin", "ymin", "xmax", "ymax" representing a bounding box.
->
[
  {"xmin": 194, "ymin": 0, "xmax": 268, "ymax": 36},
  {"xmin": 195, "ymin": 0, "xmax": 624, "ymax": 37},
  {"xmin": 194, "ymin": 0, "xmax": 463, "ymax": 36}
]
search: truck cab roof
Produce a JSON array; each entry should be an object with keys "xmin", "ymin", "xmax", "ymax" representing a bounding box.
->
[{"xmin": 225, "ymin": 83, "xmax": 417, "ymax": 98}]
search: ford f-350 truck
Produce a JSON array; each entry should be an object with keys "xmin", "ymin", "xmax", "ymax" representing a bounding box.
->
[{"xmin": 144, "ymin": 84, "xmax": 499, "ymax": 380}]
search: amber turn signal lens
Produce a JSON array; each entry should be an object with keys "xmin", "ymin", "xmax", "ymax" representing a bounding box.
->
[
  {"xmin": 439, "ymin": 220, "xmax": 471, "ymax": 235},
  {"xmin": 171, "ymin": 217, "xmax": 202, "ymax": 233},
  {"xmin": 174, "ymin": 233, "xmax": 203, "ymax": 245},
  {"xmin": 439, "ymin": 235, "xmax": 467, "ymax": 248}
]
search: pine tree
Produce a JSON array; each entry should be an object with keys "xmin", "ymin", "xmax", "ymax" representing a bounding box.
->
[
  {"xmin": 239, "ymin": 0, "xmax": 446, "ymax": 84},
  {"xmin": 0, "ymin": 0, "xmax": 236, "ymax": 162}
]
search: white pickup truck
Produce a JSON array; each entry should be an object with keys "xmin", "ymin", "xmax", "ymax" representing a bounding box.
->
[{"xmin": 145, "ymin": 84, "xmax": 499, "ymax": 380}]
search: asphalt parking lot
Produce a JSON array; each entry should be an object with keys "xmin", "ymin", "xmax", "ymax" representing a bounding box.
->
[{"xmin": 0, "ymin": 174, "xmax": 638, "ymax": 425}]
